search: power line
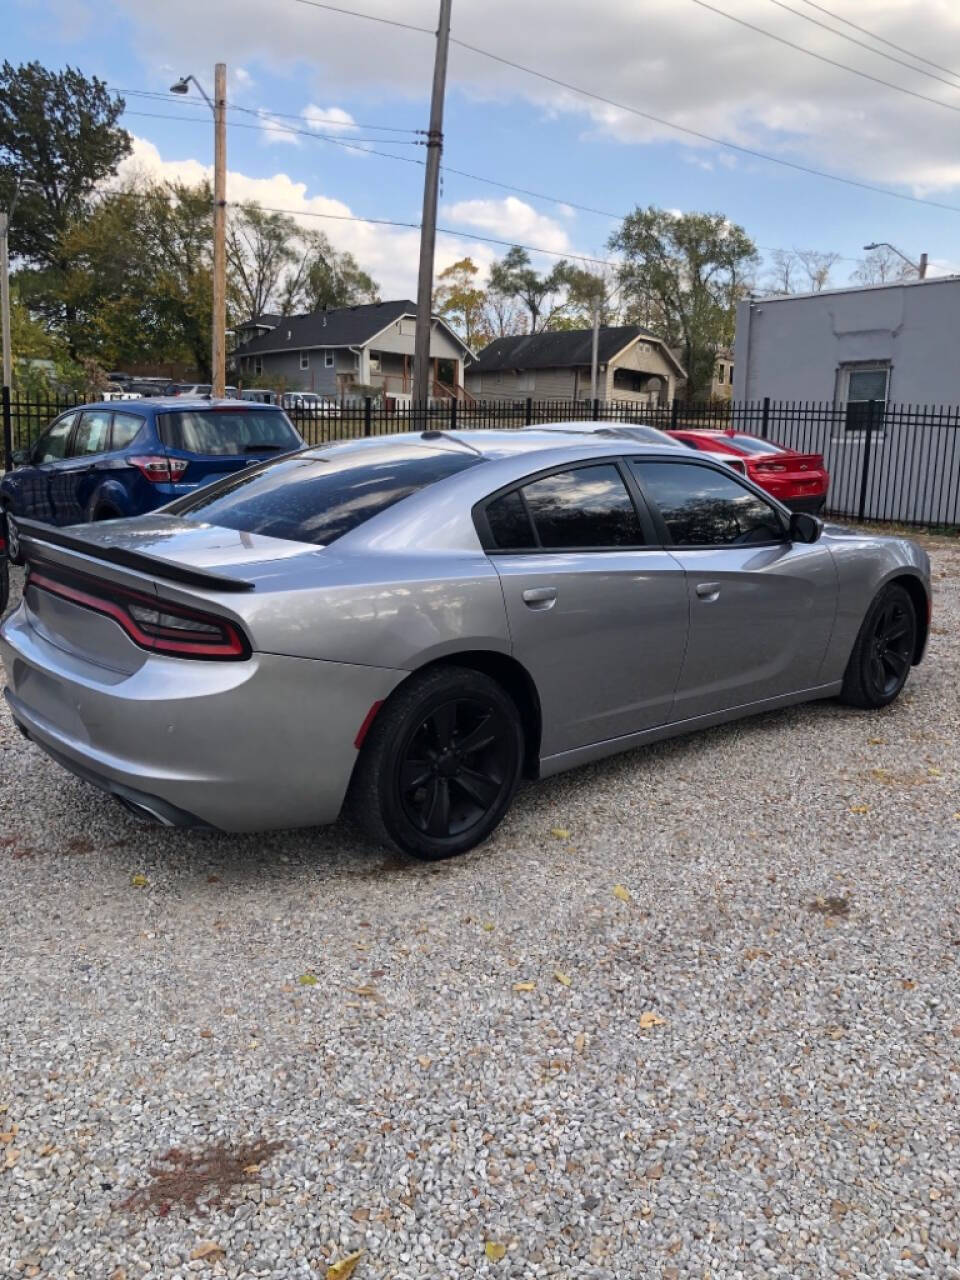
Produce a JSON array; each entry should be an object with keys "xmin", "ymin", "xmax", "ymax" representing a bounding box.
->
[
  {"xmin": 761, "ymin": 0, "xmax": 960, "ymax": 91},
  {"xmin": 796, "ymin": 0, "xmax": 960, "ymax": 82},
  {"xmin": 688, "ymin": 0, "xmax": 960, "ymax": 116},
  {"xmin": 121, "ymin": 108, "xmax": 423, "ymax": 148},
  {"xmin": 446, "ymin": 38, "xmax": 960, "ymax": 217},
  {"xmin": 288, "ymin": 0, "xmax": 433, "ymax": 35},
  {"xmin": 112, "ymin": 85, "xmax": 422, "ymax": 134}
]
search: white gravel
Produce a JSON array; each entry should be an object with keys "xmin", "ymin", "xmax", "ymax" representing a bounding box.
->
[{"xmin": 1, "ymin": 539, "xmax": 959, "ymax": 1280}]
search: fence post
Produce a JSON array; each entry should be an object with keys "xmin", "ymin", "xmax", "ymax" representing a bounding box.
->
[
  {"xmin": 525, "ymin": 396, "xmax": 533, "ymax": 426},
  {"xmin": 450, "ymin": 398, "xmax": 458, "ymax": 432},
  {"xmin": 592, "ymin": 397, "xmax": 600, "ymax": 421},
  {"xmin": 363, "ymin": 396, "xmax": 372, "ymax": 438},
  {"xmin": 2, "ymin": 385, "xmax": 11, "ymax": 474},
  {"xmin": 857, "ymin": 400, "xmax": 876, "ymax": 523},
  {"xmin": 670, "ymin": 398, "xmax": 679, "ymax": 430},
  {"xmin": 760, "ymin": 396, "xmax": 770, "ymax": 440}
]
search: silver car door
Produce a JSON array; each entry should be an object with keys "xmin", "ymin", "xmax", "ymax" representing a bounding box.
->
[
  {"xmin": 630, "ymin": 458, "xmax": 838, "ymax": 720},
  {"xmin": 478, "ymin": 461, "xmax": 689, "ymax": 756}
]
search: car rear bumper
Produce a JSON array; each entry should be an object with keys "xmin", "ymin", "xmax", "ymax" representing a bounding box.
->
[
  {"xmin": 784, "ymin": 494, "xmax": 827, "ymax": 514},
  {"xmin": 0, "ymin": 603, "xmax": 404, "ymax": 831}
]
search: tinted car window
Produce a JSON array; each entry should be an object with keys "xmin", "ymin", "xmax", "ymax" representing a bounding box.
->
[
  {"xmin": 727, "ymin": 434, "xmax": 787, "ymax": 456},
  {"xmin": 486, "ymin": 489, "xmax": 536, "ymax": 550},
  {"xmin": 158, "ymin": 409, "xmax": 301, "ymax": 456},
  {"xmin": 71, "ymin": 409, "xmax": 113, "ymax": 457},
  {"xmin": 631, "ymin": 461, "xmax": 786, "ymax": 546},
  {"xmin": 111, "ymin": 412, "xmax": 145, "ymax": 449},
  {"xmin": 169, "ymin": 444, "xmax": 484, "ymax": 546},
  {"xmin": 521, "ymin": 464, "xmax": 644, "ymax": 549},
  {"xmin": 33, "ymin": 414, "xmax": 76, "ymax": 463}
]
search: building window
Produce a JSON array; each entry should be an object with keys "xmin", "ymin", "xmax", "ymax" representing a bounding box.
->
[
  {"xmin": 838, "ymin": 363, "xmax": 890, "ymax": 434},
  {"xmin": 369, "ymin": 353, "xmax": 381, "ymax": 373},
  {"xmin": 324, "ymin": 350, "xmax": 335, "ymax": 368},
  {"xmin": 728, "ymin": 364, "xmax": 734, "ymax": 385},
  {"xmin": 254, "ymin": 357, "xmax": 263, "ymax": 376},
  {"xmin": 300, "ymin": 351, "xmax": 310, "ymax": 370},
  {"xmin": 717, "ymin": 362, "xmax": 725, "ymax": 383}
]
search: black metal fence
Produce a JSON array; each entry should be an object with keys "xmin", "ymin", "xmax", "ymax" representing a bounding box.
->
[{"xmin": 3, "ymin": 389, "xmax": 960, "ymax": 529}]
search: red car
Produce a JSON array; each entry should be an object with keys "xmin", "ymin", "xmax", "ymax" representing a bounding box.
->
[{"xmin": 667, "ymin": 429, "xmax": 829, "ymax": 513}]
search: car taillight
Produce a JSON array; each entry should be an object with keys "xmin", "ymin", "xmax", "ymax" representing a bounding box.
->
[
  {"xmin": 129, "ymin": 455, "xmax": 190, "ymax": 483},
  {"xmin": 753, "ymin": 462, "xmax": 788, "ymax": 473},
  {"xmin": 28, "ymin": 568, "xmax": 250, "ymax": 660}
]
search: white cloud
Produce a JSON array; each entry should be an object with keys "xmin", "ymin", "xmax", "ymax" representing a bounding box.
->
[
  {"xmin": 301, "ymin": 105, "xmax": 359, "ymax": 135},
  {"xmin": 254, "ymin": 111, "xmax": 301, "ymax": 146},
  {"xmin": 443, "ymin": 196, "xmax": 574, "ymax": 258},
  {"xmin": 111, "ymin": 0, "xmax": 960, "ymax": 194},
  {"xmin": 114, "ymin": 136, "xmax": 514, "ymax": 297}
]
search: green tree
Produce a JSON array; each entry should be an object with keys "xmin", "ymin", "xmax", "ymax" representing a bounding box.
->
[
  {"xmin": 434, "ymin": 257, "xmax": 489, "ymax": 346},
  {"xmin": 610, "ymin": 207, "xmax": 757, "ymax": 400},
  {"xmin": 488, "ymin": 246, "xmax": 573, "ymax": 333},
  {"xmin": 280, "ymin": 229, "xmax": 380, "ymax": 313},
  {"xmin": 0, "ymin": 61, "xmax": 130, "ymax": 273},
  {"xmin": 227, "ymin": 203, "xmax": 300, "ymax": 320}
]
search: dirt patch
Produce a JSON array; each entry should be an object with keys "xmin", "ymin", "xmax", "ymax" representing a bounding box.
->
[
  {"xmin": 118, "ymin": 1137, "xmax": 285, "ymax": 1217},
  {"xmin": 807, "ymin": 895, "xmax": 851, "ymax": 917}
]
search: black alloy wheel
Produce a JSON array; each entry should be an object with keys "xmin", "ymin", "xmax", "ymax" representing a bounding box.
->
[
  {"xmin": 398, "ymin": 696, "xmax": 514, "ymax": 841},
  {"xmin": 841, "ymin": 582, "xmax": 918, "ymax": 709},
  {"xmin": 348, "ymin": 665, "xmax": 524, "ymax": 860}
]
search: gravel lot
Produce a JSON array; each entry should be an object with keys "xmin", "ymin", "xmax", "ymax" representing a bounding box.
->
[{"xmin": 1, "ymin": 539, "xmax": 959, "ymax": 1280}]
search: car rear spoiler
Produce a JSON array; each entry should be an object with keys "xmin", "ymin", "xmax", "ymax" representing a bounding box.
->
[{"xmin": 12, "ymin": 517, "xmax": 256, "ymax": 593}]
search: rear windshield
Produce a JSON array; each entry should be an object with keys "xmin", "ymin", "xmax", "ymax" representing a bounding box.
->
[
  {"xmin": 168, "ymin": 443, "xmax": 484, "ymax": 545},
  {"xmin": 158, "ymin": 408, "xmax": 302, "ymax": 456},
  {"xmin": 725, "ymin": 433, "xmax": 787, "ymax": 456}
]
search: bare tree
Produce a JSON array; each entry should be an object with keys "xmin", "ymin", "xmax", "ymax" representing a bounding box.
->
[
  {"xmin": 852, "ymin": 245, "xmax": 917, "ymax": 286},
  {"xmin": 765, "ymin": 249, "xmax": 799, "ymax": 295},
  {"xmin": 795, "ymin": 248, "xmax": 842, "ymax": 292}
]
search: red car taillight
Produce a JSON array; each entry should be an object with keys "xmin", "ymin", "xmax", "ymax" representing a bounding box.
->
[
  {"xmin": 129, "ymin": 455, "xmax": 190, "ymax": 484},
  {"xmin": 753, "ymin": 461, "xmax": 788, "ymax": 473},
  {"xmin": 28, "ymin": 567, "xmax": 250, "ymax": 660}
]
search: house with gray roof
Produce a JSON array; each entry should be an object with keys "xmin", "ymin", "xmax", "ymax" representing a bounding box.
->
[
  {"xmin": 231, "ymin": 300, "xmax": 474, "ymax": 400},
  {"xmin": 465, "ymin": 326, "xmax": 685, "ymax": 404}
]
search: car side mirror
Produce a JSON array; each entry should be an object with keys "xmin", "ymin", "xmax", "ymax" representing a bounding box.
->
[
  {"xmin": 11, "ymin": 448, "xmax": 31, "ymax": 467},
  {"xmin": 789, "ymin": 511, "xmax": 823, "ymax": 544}
]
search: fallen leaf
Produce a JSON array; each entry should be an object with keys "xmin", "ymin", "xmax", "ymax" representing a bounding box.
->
[
  {"xmin": 638, "ymin": 1011, "xmax": 666, "ymax": 1030},
  {"xmin": 613, "ymin": 884, "xmax": 631, "ymax": 903},
  {"xmin": 190, "ymin": 1241, "xmax": 225, "ymax": 1261},
  {"xmin": 550, "ymin": 827, "xmax": 570, "ymax": 839},
  {"xmin": 327, "ymin": 1249, "xmax": 364, "ymax": 1279},
  {"xmin": 3, "ymin": 1148, "xmax": 20, "ymax": 1170},
  {"xmin": 928, "ymin": 767, "xmax": 942, "ymax": 777},
  {"xmin": 849, "ymin": 805, "xmax": 869, "ymax": 815},
  {"xmin": 868, "ymin": 737, "xmax": 885, "ymax": 745},
  {"xmin": 485, "ymin": 1242, "xmax": 507, "ymax": 1262},
  {"xmin": 512, "ymin": 982, "xmax": 535, "ymax": 992},
  {"xmin": 130, "ymin": 873, "xmax": 148, "ymax": 888},
  {"xmin": 111, "ymin": 1270, "xmax": 127, "ymax": 1280},
  {"xmin": 198, "ymin": 1029, "xmax": 213, "ymax": 1039},
  {"xmin": 417, "ymin": 1055, "xmax": 432, "ymax": 1069},
  {"xmin": 242, "ymin": 1163, "xmax": 260, "ymax": 1175},
  {"xmin": 902, "ymin": 979, "xmax": 916, "ymax": 990},
  {"xmin": 481, "ymin": 922, "xmax": 495, "ymax": 932},
  {"xmin": 351, "ymin": 1206, "xmax": 371, "ymax": 1222},
  {"xmin": 574, "ymin": 1032, "xmax": 587, "ymax": 1053},
  {"xmin": 298, "ymin": 974, "xmax": 318, "ymax": 986},
  {"xmin": 554, "ymin": 971, "xmax": 572, "ymax": 987}
]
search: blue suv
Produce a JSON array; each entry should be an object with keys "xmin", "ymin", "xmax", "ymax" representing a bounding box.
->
[{"xmin": 2, "ymin": 396, "xmax": 305, "ymax": 525}]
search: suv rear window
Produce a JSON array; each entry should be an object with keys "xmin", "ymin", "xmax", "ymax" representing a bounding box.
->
[
  {"xmin": 168, "ymin": 443, "xmax": 484, "ymax": 545},
  {"xmin": 157, "ymin": 409, "xmax": 301, "ymax": 456}
]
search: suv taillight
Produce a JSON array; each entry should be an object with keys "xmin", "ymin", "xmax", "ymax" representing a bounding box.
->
[
  {"xmin": 129, "ymin": 455, "xmax": 190, "ymax": 483},
  {"xmin": 28, "ymin": 568, "xmax": 250, "ymax": 660}
]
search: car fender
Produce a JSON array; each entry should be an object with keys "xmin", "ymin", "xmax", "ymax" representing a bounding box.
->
[{"xmin": 85, "ymin": 477, "xmax": 134, "ymax": 521}]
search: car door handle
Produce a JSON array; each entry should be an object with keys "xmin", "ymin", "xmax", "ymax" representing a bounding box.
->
[
  {"xmin": 696, "ymin": 582, "xmax": 721, "ymax": 601},
  {"xmin": 522, "ymin": 586, "xmax": 558, "ymax": 609}
]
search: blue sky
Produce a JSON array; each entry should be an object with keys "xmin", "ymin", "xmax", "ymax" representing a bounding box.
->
[{"xmin": 8, "ymin": 0, "xmax": 960, "ymax": 297}]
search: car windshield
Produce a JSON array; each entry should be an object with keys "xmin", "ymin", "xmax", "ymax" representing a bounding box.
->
[
  {"xmin": 723, "ymin": 434, "xmax": 788, "ymax": 456},
  {"xmin": 166, "ymin": 443, "xmax": 484, "ymax": 545},
  {"xmin": 157, "ymin": 409, "xmax": 302, "ymax": 456}
]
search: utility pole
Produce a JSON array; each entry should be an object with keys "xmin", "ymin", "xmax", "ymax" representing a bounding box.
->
[
  {"xmin": 212, "ymin": 62, "xmax": 227, "ymax": 397},
  {"xmin": 412, "ymin": 0, "xmax": 453, "ymax": 410},
  {"xmin": 919, "ymin": 252, "xmax": 928, "ymax": 280},
  {"xmin": 0, "ymin": 210, "xmax": 11, "ymax": 392},
  {"xmin": 590, "ymin": 298, "xmax": 601, "ymax": 402}
]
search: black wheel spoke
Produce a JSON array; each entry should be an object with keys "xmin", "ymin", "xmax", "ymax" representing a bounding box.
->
[
  {"xmin": 423, "ymin": 777, "xmax": 451, "ymax": 836},
  {"xmin": 454, "ymin": 766, "xmax": 500, "ymax": 809},
  {"xmin": 428, "ymin": 702, "xmax": 457, "ymax": 749},
  {"xmin": 870, "ymin": 655, "xmax": 886, "ymax": 690},
  {"xmin": 400, "ymin": 758, "xmax": 432, "ymax": 793},
  {"xmin": 885, "ymin": 619, "xmax": 910, "ymax": 643},
  {"xmin": 456, "ymin": 712, "xmax": 501, "ymax": 757},
  {"xmin": 883, "ymin": 649, "xmax": 909, "ymax": 678}
]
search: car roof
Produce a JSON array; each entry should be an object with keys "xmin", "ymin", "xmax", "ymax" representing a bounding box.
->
[
  {"xmin": 64, "ymin": 397, "xmax": 286, "ymax": 414},
  {"xmin": 300, "ymin": 428, "xmax": 683, "ymax": 466}
]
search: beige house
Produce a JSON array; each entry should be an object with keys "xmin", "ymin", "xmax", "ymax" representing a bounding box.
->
[{"xmin": 465, "ymin": 326, "xmax": 685, "ymax": 404}]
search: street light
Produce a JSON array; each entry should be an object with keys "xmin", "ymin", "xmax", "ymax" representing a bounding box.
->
[
  {"xmin": 170, "ymin": 67, "xmax": 227, "ymax": 396},
  {"xmin": 863, "ymin": 241, "xmax": 928, "ymax": 279}
]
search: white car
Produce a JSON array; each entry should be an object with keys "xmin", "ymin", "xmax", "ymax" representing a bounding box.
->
[{"xmin": 281, "ymin": 393, "xmax": 341, "ymax": 417}]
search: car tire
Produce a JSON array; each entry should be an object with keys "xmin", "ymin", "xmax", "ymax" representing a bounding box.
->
[
  {"xmin": 840, "ymin": 582, "xmax": 917, "ymax": 710},
  {"xmin": 347, "ymin": 664, "xmax": 524, "ymax": 860},
  {"xmin": 0, "ymin": 557, "xmax": 8, "ymax": 618}
]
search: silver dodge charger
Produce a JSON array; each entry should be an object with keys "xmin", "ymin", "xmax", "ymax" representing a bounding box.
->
[{"xmin": 0, "ymin": 428, "xmax": 931, "ymax": 859}]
